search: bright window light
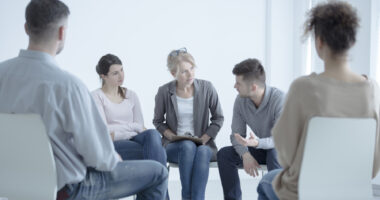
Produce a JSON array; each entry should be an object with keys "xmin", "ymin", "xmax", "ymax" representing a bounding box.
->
[
  {"xmin": 306, "ymin": 37, "xmax": 312, "ymax": 75},
  {"xmin": 305, "ymin": 0, "xmax": 313, "ymax": 75},
  {"xmin": 377, "ymin": 17, "xmax": 380, "ymax": 83}
]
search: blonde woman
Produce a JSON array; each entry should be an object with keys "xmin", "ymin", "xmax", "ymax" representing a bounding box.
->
[{"xmin": 153, "ymin": 48, "xmax": 224, "ymax": 200}]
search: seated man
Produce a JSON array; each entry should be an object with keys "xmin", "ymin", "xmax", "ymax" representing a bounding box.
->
[
  {"xmin": 0, "ymin": 0, "xmax": 167, "ymax": 199},
  {"xmin": 217, "ymin": 58, "xmax": 284, "ymax": 200}
]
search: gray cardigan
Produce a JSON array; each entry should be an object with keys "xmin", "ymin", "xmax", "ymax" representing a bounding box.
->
[{"xmin": 153, "ymin": 79, "xmax": 224, "ymax": 160}]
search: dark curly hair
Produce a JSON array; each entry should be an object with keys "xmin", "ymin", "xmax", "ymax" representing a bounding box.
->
[
  {"xmin": 232, "ymin": 58, "xmax": 266, "ymax": 87},
  {"xmin": 96, "ymin": 54, "xmax": 126, "ymax": 99},
  {"xmin": 304, "ymin": 1, "xmax": 359, "ymax": 55}
]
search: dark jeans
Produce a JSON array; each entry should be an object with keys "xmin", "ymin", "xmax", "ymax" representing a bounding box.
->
[
  {"xmin": 64, "ymin": 160, "xmax": 168, "ymax": 200},
  {"xmin": 166, "ymin": 140, "xmax": 213, "ymax": 200},
  {"xmin": 113, "ymin": 129, "xmax": 167, "ymax": 167},
  {"xmin": 217, "ymin": 146, "xmax": 281, "ymax": 200}
]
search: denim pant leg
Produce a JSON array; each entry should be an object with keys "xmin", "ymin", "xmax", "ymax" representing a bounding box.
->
[
  {"xmin": 257, "ymin": 169, "xmax": 281, "ymax": 200},
  {"xmin": 217, "ymin": 146, "xmax": 243, "ymax": 200},
  {"xmin": 166, "ymin": 140, "xmax": 197, "ymax": 200},
  {"xmin": 114, "ymin": 139, "xmax": 143, "ymax": 160},
  {"xmin": 265, "ymin": 148, "xmax": 281, "ymax": 171},
  {"xmin": 132, "ymin": 129, "xmax": 167, "ymax": 167},
  {"xmin": 191, "ymin": 145, "xmax": 212, "ymax": 200},
  {"xmin": 65, "ymin": 160, "xmax": 168, "ymax": 200}
]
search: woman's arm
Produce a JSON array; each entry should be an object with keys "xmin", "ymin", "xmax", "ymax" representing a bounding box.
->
[
  {"xmin": 272, "ymin": 80, "xmax": 305, "ymax": 167},
  {"xmin": 153, "ymin": 86, "xmax": 173, "ymax": 139},
  {"xmin": 203, "ymin": 82, "xmax": 224, "ymax": 140}
]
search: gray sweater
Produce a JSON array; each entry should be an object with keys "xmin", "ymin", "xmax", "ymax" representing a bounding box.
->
[
  {"xmin": 153, "ymin": 79, "xmax": 224, "ymax": 160},
  {"xmin": 231, "ymin": 86, "xmax": 285, "ymax": 156}
]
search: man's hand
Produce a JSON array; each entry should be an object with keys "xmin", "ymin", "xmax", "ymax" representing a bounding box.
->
[
  {"xmin": 234, "ymin": 132, "xmax": 259, "ymax": 147},
  {"xmin": 242, "ymin": 152, "xmax": 261, "ymax": 177},
  {"xmin": 117, "ymin": 153, "xmax": 123, "ymax": 161},
  {"xmin": 110, "ymin": 132, "xmax": 115, "ymax": 141},
  {"xmin": 200, "ymin": 134, "xmax": 211, "ymax": 145}
]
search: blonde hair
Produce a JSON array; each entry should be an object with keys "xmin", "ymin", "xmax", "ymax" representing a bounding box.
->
[{"xmin": 167, "ymin": 48, "xmax": 196, "ymax": 74}]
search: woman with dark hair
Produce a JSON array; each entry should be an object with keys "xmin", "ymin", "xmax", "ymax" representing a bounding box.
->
[
  {"xmin": 236, "ymin": 1, "xmax": 380, "ymax": 199},
  {"xmin": 91, "ymin": 54, "xmax": 167, "ymax": 167}
]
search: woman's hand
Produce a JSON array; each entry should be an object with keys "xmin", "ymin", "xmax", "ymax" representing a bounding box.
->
[
  {"xmin": 163, "ymin": 129, "xmax": 176, "ymax": 141},
  {"xmin": 200, "ymin": 134, "xmax": 211, "ymax": 145}
]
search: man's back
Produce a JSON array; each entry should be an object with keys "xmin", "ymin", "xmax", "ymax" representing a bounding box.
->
[{"xmin": 0, "ymin": 50, "xmax": 119, "ymax": 190}]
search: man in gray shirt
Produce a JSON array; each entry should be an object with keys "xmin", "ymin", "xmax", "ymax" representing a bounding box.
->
[
  {"xmin": 217, "ymin": 58, "xmax": 284, "ymax": 200},
  {"xmin": 0, "ymin": 0, "xmax": 167, "ymax": 199}
]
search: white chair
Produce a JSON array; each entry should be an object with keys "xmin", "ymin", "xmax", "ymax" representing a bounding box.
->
[
  {"xmin": 0, "ymin": 113, "xmax": 57, "ymax": 200},
  {"xmin": 167, "ymin": 162, "xmax": 268, "ymax": 176},
  {"xmin": 298, "ymin": 117, "xmax": 377, "ymax": 200}
]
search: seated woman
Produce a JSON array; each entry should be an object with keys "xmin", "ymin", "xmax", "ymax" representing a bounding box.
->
[
  {"xmin": 153, "ymin": 48, "xmax": 224, "ymax": 200},
  {"xmin": 235, "ymin": 1, "xmax": 380, "ymax": 200},
  {"xmin": 91, "ymin": 54, "xmax": 167, "ymax": 167}
]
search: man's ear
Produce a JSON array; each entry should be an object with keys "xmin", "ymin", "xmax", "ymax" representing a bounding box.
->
[
  {"xmin": 24, "ymin": 23, "xmax": 30, "ymax": 36},
  {"xmin": 58, "ymin": 25, "xmax": 65, "ymax": 41},
  {"xmin": 251, "ymin": 82, "xmax": 257, "ymax": 92},
  {"xmin": 316, "ymin": 36, "xmax": 324, "ymax": 50}
]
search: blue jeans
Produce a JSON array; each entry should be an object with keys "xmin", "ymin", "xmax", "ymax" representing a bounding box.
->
[
  {"xmin": 257, "ymin": 169, "xmax": 282, "ymax": 200},
  {"xmin": 114, "ymin": 129, "xmax": 167, "ymax": 167},
  {"xmin": 65, "ymin": 160, "xmax": 168, "ymax": 200},
  {"xmin": 166, "ymin": 140, "xmax": 212, "ymax": 200},
  {"xmin": 217, "ymin": 146, "xmax": 281, "ymax": 200}
]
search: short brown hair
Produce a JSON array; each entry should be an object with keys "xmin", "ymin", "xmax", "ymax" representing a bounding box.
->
[
  {"xmin": 304, "ymin": 1, "xmax": 359, "ymax": 55},
  {"xmin": 232, "ymin": 58, "xmax": 266, "ymax": 87},
  {"xmin": 26, "ymin": 0, "xmax": 70, "ymax": 42}
]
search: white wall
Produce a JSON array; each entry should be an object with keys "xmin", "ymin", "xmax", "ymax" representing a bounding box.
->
[
  {"xmin": 0, "ymin": 0, "xmax": 267, "ymax": 152},
  {"xmin": 0, "ymin": 0, "xmax": 379, "ymax": 181}
]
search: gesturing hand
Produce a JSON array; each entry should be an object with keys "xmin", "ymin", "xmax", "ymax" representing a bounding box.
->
[
  {"xmin": 242, "ymin": 152, "xmax": 261, "ymax": 177},
  {"xmin": 234, "ymin": 132, "xmax": 259, "ymax": 147}
]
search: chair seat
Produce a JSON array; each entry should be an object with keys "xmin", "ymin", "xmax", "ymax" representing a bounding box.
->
[{"xmin": 167, "ymin": 161, "xmax": 268, "ymax": 176}]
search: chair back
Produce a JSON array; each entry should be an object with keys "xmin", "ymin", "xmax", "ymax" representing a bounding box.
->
[
  {"xmin": 0, "ymin": 113, "xmax": 57, "ymax": 200},
  {"xmin": 299, "ymin": 117, "xmax": 377, "ymax": 200}
]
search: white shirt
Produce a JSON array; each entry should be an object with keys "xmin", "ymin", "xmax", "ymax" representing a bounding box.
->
[
  {"xmin": 176, "ymin": 95, "xmax": 194, "ymax": 136},
  {"xmin": 0, "ymin": 50, "xmax": 119, "ymax": 190}
]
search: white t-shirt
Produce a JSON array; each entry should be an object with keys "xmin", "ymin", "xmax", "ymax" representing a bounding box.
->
[{"xmin": 176, "ymin": 95, "xmax": 194, "ymax": 136}]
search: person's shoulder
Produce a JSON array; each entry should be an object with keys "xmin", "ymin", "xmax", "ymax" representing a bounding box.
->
[
  {"xmin": 125, "ymin": 88, "xmax": 137, "ymax": 98},
  {"xmin": 0, "ymin": 56, "xmax": 26, "ymax": 74},
  {"xmin": 0, "ymin": 56, "xmax": 18, "ymax": 67},
  {"xmin": 268, "ymin": 86, "xmax": 285, "ymax": 98},
  {"xmin": 91, "ymin": 88, "xmax": 103, "ymax": 98},
  {"xmin": 195, "ymin": 79, "xmax": 217, "ymax": 94},
  {"xmin": 157, "ymin": 80, "xmax": 174, "ymax": 93},
  {"xmin": 234, "ymin": 94, "xmax": 246, "ymax": 105},
  {"xmin": 47, "ymin": 69, "xmax": 91, "ymax": 99},
  {"xmin": 196, "ymin": 79, "xmax": 213, "ymax": 87},
  {"xmin": 289, "ymin": 73, "xmax": 318, "ymax": 93}
]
